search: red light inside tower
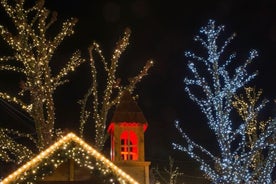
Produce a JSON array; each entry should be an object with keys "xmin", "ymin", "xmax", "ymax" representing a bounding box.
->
[{"xmin": 120, "ymin": 131, "xmax": 138, "ymax": 160}]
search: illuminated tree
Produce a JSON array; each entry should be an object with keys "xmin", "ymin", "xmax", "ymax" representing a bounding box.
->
[
  {"xmin": 173, "ymin": 20, "xmax": 276, "ymax": 183},
  {"xmin": 233, "ymin": 87, "xmax": 268, "ymax": 166},
  {"xmin": 151, "ymin": 156, "xmax": 184, "ymax": 184},
  {"xmin": 78, "ymin": 27, "xmax": 153, "ymax": 150},
  {"xmin": 0, "ymin": 0, "xmax": 84, "ymax": 163},
  {"xmin": 0, "ymin": 0, "xmax": 153, "ymax": 168},
  {"xmin": 0, "ymin": 128, "xmax": 36, "ymax": 163}
]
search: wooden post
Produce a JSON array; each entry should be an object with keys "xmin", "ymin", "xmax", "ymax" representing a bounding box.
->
[{"xmin": 69, "ymin": 159, "xmax": 74, "ymax": 181}]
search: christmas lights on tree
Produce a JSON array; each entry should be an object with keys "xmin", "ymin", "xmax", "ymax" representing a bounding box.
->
[
  {"xmin": 78, "ymin": 27, "xmax": 153, "ymax": 151},
  {"xmin": 151, "ymin": 156, "xmax": 184, "ymax": 184},
  {"xmin": 232, "ymin": 87, "xmax": 275, "ymax": 181},
  {"xmin": 0, "ymin": 1, "xmax": 153, "ymax": 182},
  {"xmin": 173, "ymin": 20, "xmax": 276, "ymax": 183},
  {"xmin": 0, "ymin": 0, "xmax": 84, "ymax": 163},
  {"xmin": 0, "ymin": 128, "xmax": 35, "ymax": 164}
]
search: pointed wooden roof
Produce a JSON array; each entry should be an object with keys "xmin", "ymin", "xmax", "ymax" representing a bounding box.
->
[
  {"xmin": 111, "ymin": 90, "xmax": 148, "ymax": 124},
  {"xmin": 1, "ymin": 133, "xmax": 139, "ymax": 184}
]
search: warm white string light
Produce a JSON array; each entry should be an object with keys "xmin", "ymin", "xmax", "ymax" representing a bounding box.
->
[
  {"xmin": 0, "ymin": 0, "xmax": 85, "ymax": 158},
  {"xmin": 1, "ymin": 132, "xmax": 139, "ymax": 184},
  {"xmin": 78, "ymin": 27, "xmax": 153, "ymax": 151}
]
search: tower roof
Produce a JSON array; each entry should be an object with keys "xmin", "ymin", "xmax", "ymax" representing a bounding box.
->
[{"xmin": 111, "ymin": 90, "xmax": 148, "ymax": 124}]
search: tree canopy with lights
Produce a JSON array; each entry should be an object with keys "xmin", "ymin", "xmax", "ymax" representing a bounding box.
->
[
  {"xmin": 0, "ymin": 0, "xmax": 153, "ymax": 168},
  {"xmin": 0, "ymin": 0, "xmax": 84, "ymax": 163},
  {"xmin": 173, "ymin": 20, "xmax": 275, "ymax": 183},
  {"xmin": 78, "ymin": 28, "xmax": 153, "ymax": 151}
]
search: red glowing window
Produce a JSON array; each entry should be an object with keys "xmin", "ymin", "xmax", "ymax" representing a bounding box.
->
[{"xmin": 120, "ymin": 131, "xmax": 138, "ymax": 160}]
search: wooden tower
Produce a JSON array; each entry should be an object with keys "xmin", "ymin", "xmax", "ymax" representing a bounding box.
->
[{"xmin": 108, "ymin": 90, "xmax": 150, "ymax": 184}]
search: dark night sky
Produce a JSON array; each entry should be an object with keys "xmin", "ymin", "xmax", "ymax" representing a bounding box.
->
[{"xmin": 0, "ymin": 0, "xmax": 276, "ymax": 182}]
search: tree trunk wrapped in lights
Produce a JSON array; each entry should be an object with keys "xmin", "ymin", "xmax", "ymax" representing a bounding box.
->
[
  {"xmin": 79, "ymin": 27, "xmax": 153, "ymax": 151},
  {"xmin": 0, "ymin": 0, "xmax": 84, "ymax": 162},
  {"xmin": 173, "ymin": 20, "xmax": 275, "ymax": 183}
]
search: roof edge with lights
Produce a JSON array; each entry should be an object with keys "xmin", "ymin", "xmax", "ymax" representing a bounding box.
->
[{"xmin": 1, "ymin": 132, "xmax": 139, "ymax": 184}]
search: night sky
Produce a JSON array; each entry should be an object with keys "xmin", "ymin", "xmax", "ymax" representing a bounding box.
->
[{"xmin": 0, "ymin": 0, "xmax": 276, "ymax": 183}]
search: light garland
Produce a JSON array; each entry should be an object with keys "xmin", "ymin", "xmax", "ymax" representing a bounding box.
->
[
  {"xmin": 232, "ymin": 87, "xmax": 273, "ymax": 171},
  {"xmin": 1, "ymin": 132, "xmax": 139, "ymax": 184},
  {"xmin": 0, "ymin": 2, "xmax": 152, "ymax": 182},
  {"xmin": 0, "ymin": 0, "xmax": 85, "ymax": 154},
  {"xmin": 173, "ymin": 19, "xmax": 276, "ymax": 183},
  {"xmin": 151, "ymin": 156, "xmax": 184, "ymax": 184},
  {"xmin": 0, "ymin": 128, "xmax": 35, "ymax": 164},
  {"xmin": 78, "ymin": 27, "xmax": 153, "ymax": 151}
]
